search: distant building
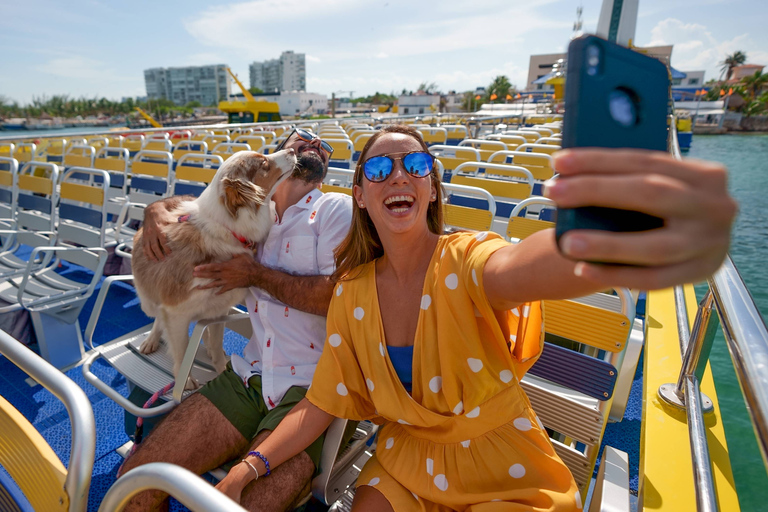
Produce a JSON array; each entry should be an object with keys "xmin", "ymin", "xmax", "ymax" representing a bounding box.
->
[
  {"xmin": 249, "ymin": 51, "xmax": 306, "ymax": 93},
  {"xmin": 442, "ymin": 91, "xmax": 464, "ymax": 113},
  {"xmin": 729, "ymin": 64, "xmax": 765, "ymax": 82},
  {"xmin": 675, "ymin": 70, "xmax": 705, "ymax": 87},
  {"xmin": 144, "ymin": 65, "xmax": 230, "ymax": 106},
  {"xmin": 255, "ymin": 91, "xmax": 328, "ymax": 116},
  {"xmin": 525, "ymin": 45, "xmax": 674, "ymax": 92},
  {"xmin": 398, "ymin": 93, "xmax": 440, "ymax": 115}
]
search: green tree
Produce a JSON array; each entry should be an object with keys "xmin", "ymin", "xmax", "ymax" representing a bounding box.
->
[
  {"xmin": 741, "ymin": 70, "xmax": 768, "ymax": 100},
  {"xmin": 417, "ymin": 82, "xmax": 439, "ymax": 94},
  {"xmin": 487, "ymin": 75, "xmax": 514, "ymax": 101},
  {"xmin": 742, "ymin": 100, "xmax": 765, "ymax": 117},
  {"xmin": 720, "ymin": 51, "xmax": 747, "ymax": 80},
  {"xmin": 248, "ymin": 87, "xmax": 263, "ymax": 95}
]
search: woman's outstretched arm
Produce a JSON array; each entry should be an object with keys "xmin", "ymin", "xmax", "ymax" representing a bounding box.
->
[{"xmin": 484, "ymin": 148, "xmax": 737, "ymax": 310}]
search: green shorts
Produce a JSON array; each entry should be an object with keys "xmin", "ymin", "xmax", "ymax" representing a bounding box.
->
[{"xmin": 199, "ymin": 364, "xmax": 325, "ymax": 469}]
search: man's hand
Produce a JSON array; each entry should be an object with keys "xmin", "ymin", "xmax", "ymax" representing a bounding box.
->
[
  {"xmin": 194, "ymin": 253, "xmax": 260, "ymax": 295},
  {"xmin": 214, "ymin": 462, "xmax": 252, "ymax": 504},
  {"xmin": 142, "ymin": 201, "xmax": 177, "ymax": 261}
]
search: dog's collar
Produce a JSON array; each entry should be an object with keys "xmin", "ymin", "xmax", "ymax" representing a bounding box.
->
[{"xmin": 177, "ymin": 214, "xmax": 256, "ymax": 249}]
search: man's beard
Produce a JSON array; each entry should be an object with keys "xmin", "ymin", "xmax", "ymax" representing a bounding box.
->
[{"xmin": 291, "ymin": 149, "xmax": 325, "ymax": 183}]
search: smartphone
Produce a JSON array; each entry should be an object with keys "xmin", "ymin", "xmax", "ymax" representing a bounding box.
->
[{"xmin": 555, "ymin": 35, "xmax": 670, "ymax": 260}]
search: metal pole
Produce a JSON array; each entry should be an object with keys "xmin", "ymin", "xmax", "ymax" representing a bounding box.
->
[{"xmin": 685, "ymin": 376, "xmax": 719, "ymax": 512}]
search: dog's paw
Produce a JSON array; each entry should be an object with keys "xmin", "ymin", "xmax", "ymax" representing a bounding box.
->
[{"xmin": 139, "ymin": 337, "xmax": 160, "ymax": 355}]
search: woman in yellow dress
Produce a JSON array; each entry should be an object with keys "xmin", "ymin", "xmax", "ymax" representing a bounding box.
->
[{"xmin": 216, "ymin": 125, "xmax": 735, "ymax": 511}]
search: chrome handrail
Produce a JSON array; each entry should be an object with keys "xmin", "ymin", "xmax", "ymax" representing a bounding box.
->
[{"xmin": 709, "ymin": 255, "xmax": 768, "ymax": 470}]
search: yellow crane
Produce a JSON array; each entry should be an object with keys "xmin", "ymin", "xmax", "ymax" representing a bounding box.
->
[
  {"xmin": 218, "ymin": 67, "xmax": 281, "ymax": 123},
  {"xmin": 226, "ymin": 67, "xmax": 256, "ymax": 102},
  {"xmin": 134, "ymin": 107, "xmax": 162, "ymax": 128}
]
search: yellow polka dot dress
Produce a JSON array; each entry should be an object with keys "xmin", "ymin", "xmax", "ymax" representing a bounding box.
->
[{"xmin": 306, "ymin": 232, "xmax": 581, "ymax": 511}]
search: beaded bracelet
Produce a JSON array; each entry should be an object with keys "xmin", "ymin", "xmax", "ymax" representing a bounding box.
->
[
  {"xmin": 241, "ymin": 458, "xmax": 260, "ymax": 481},
  {"xmin": 248, "ymin": 451, "xmax": 271, "ymax": 476}
]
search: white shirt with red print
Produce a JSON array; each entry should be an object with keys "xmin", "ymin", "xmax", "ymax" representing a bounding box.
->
[{"xmin": 230, "ymin": 190, "xmax": 352, "ymax": 410}]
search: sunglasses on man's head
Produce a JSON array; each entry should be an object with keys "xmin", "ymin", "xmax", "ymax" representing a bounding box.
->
[
  {"xmin": 362, "ymin": 151, "xmax": 435, "ymax": 183},
  {"xmin": 278, "ymin": 128, "xmax": 334, "ymax": 156}
]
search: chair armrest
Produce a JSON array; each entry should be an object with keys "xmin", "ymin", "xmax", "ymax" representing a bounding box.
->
[{"xmin": 84, "ymin": 274, "xmax": 136, "ymax": 350}]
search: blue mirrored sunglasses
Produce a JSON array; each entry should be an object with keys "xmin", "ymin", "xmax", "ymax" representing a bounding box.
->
[{"xmin": 362, "ymin": 151, "xmax": 435, "ymax": 183}]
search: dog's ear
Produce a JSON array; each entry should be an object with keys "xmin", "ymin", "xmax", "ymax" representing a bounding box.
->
[{"xmin": 221, "ymin": 177, "xmax": 266, "ymax": 218}]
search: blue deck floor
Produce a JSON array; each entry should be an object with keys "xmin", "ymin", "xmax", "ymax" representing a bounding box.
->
[{"xmin": 0, "ymin": 254, "xmax": 643, "ymax": 509}]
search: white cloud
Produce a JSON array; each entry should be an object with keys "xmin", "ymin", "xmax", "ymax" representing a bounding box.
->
[
  {"xmin": 646, "ymin": 18, "xmax": 762, "ymax": 80},
  {"xmin": 376, "ymin": 53, "xmax": 389, "ymax": 59},
  {"xmin": 185, "ymin": 52, "xmax": 228, "ymax": 66},
  {"xmin": 306, "ymin": 55, "xmax": 322, "ymax": 63},
  {"xmin": 36, "ymin": 56, "xmax": 110, "ymax": 80}
]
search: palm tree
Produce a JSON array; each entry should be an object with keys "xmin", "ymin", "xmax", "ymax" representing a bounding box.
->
[
  {"xmin": 719, "ymin": 51, "xmax": 747, "ymax": 80},
  {"xmin": 488, "ymin": 75, "xmax": 513, "ymax": 101},
  {"xmin": 742, "ymin": 70, "xmax": 768, "ymax": 100}
]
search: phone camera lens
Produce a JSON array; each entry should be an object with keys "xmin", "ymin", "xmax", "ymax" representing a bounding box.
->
[
  {"xmin": 586, "ymin": 44, "xmax": 600, "ymax": 76},
  {"xmin": 608, "ymin": 89, "xmax": 638, "ymax": 127}
]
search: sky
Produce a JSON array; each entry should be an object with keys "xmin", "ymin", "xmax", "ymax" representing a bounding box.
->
[{"xmin": 1, "ymin": 0, "xmax": 766, "ymax": 105}]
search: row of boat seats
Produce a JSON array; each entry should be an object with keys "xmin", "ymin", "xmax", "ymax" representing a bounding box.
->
[{"xmin": 0, "ymin": 159, "xmax": 110, "ymax": 368}]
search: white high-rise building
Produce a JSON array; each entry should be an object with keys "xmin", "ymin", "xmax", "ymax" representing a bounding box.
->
[
  {"xmin": 249, "ymin": 51, "xmax": 306, "ymax": 93},
  {"xmin": 144, "ymin": 64, "xmax": 230, "ymax": 106}
]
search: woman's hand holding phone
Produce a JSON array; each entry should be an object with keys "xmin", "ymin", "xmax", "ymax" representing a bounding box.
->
[{"xmin": 545, "ymin": 148, "xmax": 737, "ymax": 289}]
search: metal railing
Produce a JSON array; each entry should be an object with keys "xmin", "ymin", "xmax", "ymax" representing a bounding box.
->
[{"xmin": 658, "ymin": 117, "xmax": 768, "ymax": 511}]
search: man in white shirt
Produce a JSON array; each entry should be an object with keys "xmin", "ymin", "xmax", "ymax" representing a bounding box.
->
[{"xmin": 121, "ymin": 128, "xmax": 353, "ymax": 511}]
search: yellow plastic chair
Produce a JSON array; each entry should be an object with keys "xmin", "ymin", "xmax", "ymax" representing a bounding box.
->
[{"xmin": 505, "ymin": 197, "xmax": 556, "ymax": 242}]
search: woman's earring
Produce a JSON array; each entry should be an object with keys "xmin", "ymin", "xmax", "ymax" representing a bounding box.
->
[{"xmin": 359, "ymin": 202, "xmax": 365, "ymax": 208}]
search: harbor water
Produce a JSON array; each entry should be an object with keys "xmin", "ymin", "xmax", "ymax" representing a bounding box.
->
[{"xmin": 689, "ymin": 134, "xmax": 768, "ymax": 512}]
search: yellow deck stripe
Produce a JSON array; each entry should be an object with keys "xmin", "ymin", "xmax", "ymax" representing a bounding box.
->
[
  {"xmin": 642, "ymin": 286, "xmax": 740, "ymax": 511},
  {"xmin": 61, "ymin": 182, "xmax": 104, "ymax": 205},
  {"xmin": 176, "ymin": 166, "xmax": 216, "ymax": 184},
  {"xmin": 18, "ymin": 175, "xmax": 52, "ymax": 195}
]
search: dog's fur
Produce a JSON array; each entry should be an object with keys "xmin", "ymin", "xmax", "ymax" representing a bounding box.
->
[{"xmin": 132, "ymin": 149, "xmax": 297, "ymax": 389}]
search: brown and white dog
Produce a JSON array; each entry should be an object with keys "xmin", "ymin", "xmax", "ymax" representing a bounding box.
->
[{"xmin": 131, "ymin": 149, "xmax": 297, "ymax": 389}]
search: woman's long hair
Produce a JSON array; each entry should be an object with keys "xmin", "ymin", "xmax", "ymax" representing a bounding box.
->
[{"xmin": 332, "ymin": 124, "xmax": 444, "ymax": 281}]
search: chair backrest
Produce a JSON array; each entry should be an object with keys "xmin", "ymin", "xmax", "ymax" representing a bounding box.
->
[
  {"xmin": 17, "ymin": 161, "xmax": 59, "ymax": 232},
  {"xmin": 521, "ymin": 289, "xmax": 634, "ymax": 494},
  {"xmin": 58, "ymin": 167, "xmax": 110, "ymax": 248},
  {"xmin": 94, "ymin": 147, "xmax": 130, "ymax": 201},
  {"xmin": 202, "ymin": 134, "xmax": 231, "ymax": 147},
  {"xmin": 417, "ymin": 127, "xmax": 448, "ymax": 146},
  {"xmin": 211, "ymin": 143, "xmax": 251, "ymax": 161},
  {"xmin": 441, "ymin": 124, "xmax": 469, "ymax": 145},
  {"xmin": 13, "ymin": 142, "xmax": 36, "ymax": 164},
  {"xmin": 169, "ymin": 130, "xmax": 193, "ymax": 145},
  {"xmin": 506, "ymin": 197, "xmax": 556, "ymax": 242},
  {"xmin": 233, "ymin": 135, "xmax": 266, "ymax": 152},
  {"xmin": 458, "ymin": 139, "xmax": 507, "ymax": 161},
  {"xmin": 487, "ymin": 151, "xmax": 554, "ymax": 182},
  {"xmin": 0, "ymin": 328, "xmax": 95, "ymax": 512},
  {"xmin": 173, "ymin": 154, "xmax": 224, "ymax": 197},
  {"xmin": 106, "ymin": 135, "xmax": 124, "ymax": 148},
  {"xmin": 441, "ymin": 182, "xmax": 496, "ymax": 232},
  {"xmin": 326, "ymin": 139, "xmax": 354, "ymax": 169},
  {"xmin": 130, "ymin": 150, "xmax": 173, "ymax": 205},
  {"xmin": 143, "ymin": 134, "xmax": 172, "ymax": 152},
  {"xmin": 536, "ymin": 137, "xmax": 562, "ymax": 146},
  {"xmin": 63, "ymin": 144, "xmax": 96, "ymax": 168},
  {"xmin": 517, "ymin": 143, "xmax": 560, "ymax": 155},
  {"xmin": 251, "ymin": 130, "xmax": 276, "ymax": 145},
  {"xmin": 0, "ymin": 142, "xmax": 13, "ymax": 158},
  {"xmin": 86, "ymin": 137, "xmax": 109, "ymax": 151},
  {"xmin": 123, "ymin": 134, "xmax": 145, "ymax": 154},
  {"xmin": 429, "ymin": 145, "xmax": 480, "ymax": 174},
  {"xmin": 531, "ymin": 126, "xmax": 554, "ymax": 137},
  {"xmin": 172, "ymin": 140, "xmax": 208, "ymax": 161},
  {"xmin": 503, "ymin": 130, "xmax": 540, "ymax": 143},
  {"xmin": 38, "ymin": 138, "xmax": 67, "ymax": 162},
  {"xmin": 0, "ymin": 157, "xmax": 18, "ymax": 223},
  {"xmin": 487, "ymin": 134, "xmax": 527, "ymax": 151},
  {"xmin": 451, "ymin": 174, "xmax": 532, "ymax": 210},
  {"xmin": 324, "ymin": 167, "xmax": 355, "ymax": 187}
]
